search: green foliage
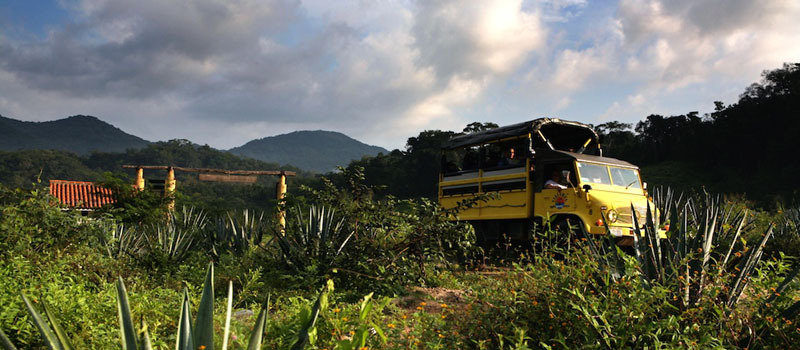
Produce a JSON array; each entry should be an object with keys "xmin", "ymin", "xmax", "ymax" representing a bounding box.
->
[
  {"xmin": 0, "ymin": 184, "xmax": 106, "ymax": 257},
  {"xmin": 340, "ymin": 129, "xmax": 458, "ymax": 198},
  {"xmin": 13, "ymin": 263, "xmax": 345, "ymax": 350},
  {"xmin": 2, "ymin": 157, "xmax": 799, "ymax": 349},
  {"xmin": 293, "ymin": 166, "xmax": 480, "ymax": 293},
  {"xmin": 0, "ymin": 139, "xmax": 314, "ymax": 214},
  {"xmin": 210, "ymin": 209, "xmax": 270, "ymax": 258},
  {"xmin": 143, "ymin": 206, "xmax": 208, "ymax": 266},
  {"xmin": 276, "ymin": 206, "xmax": 354, "ymax": 277},
  {"xmin": 97, "ymin": 173, "xmax": 171, "ymax": 225},
  {"xmin": 104, "ymin": 206, "xmax": 209, "ymax": 269}
]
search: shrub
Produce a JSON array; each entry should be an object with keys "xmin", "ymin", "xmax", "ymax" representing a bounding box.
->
[{"xmin": 0, "ymin": 184, "xmax": 107, "ymax": 257}]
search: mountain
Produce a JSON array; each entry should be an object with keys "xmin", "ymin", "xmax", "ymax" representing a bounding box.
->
[
  {"xmin": 229, "ymin": 130, "xmax": 388, "ymax": 173},
  {"xmin": 0, "ymin": 114, "xmax": 150, "ymax": 154}
]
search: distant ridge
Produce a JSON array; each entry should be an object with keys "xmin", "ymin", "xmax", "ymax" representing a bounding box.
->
[
  {"xmin": 229, "ymin": 130, "xmax": 388, "ymax": 173},
  {"xmin": 0, "ymin": 114, "xmax": 150, "ymax": 154}
]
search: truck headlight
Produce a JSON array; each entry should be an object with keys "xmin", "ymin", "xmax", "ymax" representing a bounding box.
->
[{"xmin": 606, "ymin": 209, "xmax": 618, "ymax": 223}]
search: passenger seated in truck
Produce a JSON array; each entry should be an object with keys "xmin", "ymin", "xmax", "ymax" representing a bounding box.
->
[
  {"xmin": 544, "ymin": 170, "xmax": 568, "ymax": 189},
  {"xmin": 498, "ymin": 147, "xmax": 522, "ymax": 167}
]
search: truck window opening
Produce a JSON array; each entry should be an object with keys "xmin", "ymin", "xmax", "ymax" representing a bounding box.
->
[{"xmin": 577, "ymin": 162, "xmax": 611, "ymax": 185}]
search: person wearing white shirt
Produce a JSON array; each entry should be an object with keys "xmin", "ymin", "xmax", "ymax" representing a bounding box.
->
[{"xmin": 544, "ymin": 170, "xmax": 568, "ymax": 190}]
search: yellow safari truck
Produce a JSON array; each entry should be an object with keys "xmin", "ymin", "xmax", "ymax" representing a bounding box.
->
[{"xmin": 438, "ymin": 118, "xmax": 658, "ymax": 245}]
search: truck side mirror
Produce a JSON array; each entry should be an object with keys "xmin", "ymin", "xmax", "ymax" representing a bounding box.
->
[
  {"xmin": 642, "ymin": 182, "xmax": 647, "ymax": 190},
  {"xmin": 582, "ymin": 184, "xmax": 592, "ymax": 192}
]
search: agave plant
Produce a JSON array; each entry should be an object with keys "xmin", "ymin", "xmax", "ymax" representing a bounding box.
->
[
  {"xmin": 6, "ymin": 263, "xmax": 334, "ymax": 350},
  {"xmin": 576, "ymin": 189, "xmax": 798, "ymax": 311},
  {"xmin": 778, "ymin": 206, "xmax": 800, "ymax": 237},
  {"xmin": 142, "ymin": 206, "xmax": 208, "ymax": 263},
  {"xmin": 276, "ymin": 205, "xmax": 354, "ymax": 272},
  {"xmin": 100, "ymin": 222, "xmax": 145, "ymax": 259},
  {"xmin": 211, "ymin": 209, "xmax": 269, "ymax": 257}
]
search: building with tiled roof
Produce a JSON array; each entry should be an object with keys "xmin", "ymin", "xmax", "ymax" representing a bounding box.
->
[{"xmin": 49, "ymin": 180, "xmax": 115, "ymax": 210}]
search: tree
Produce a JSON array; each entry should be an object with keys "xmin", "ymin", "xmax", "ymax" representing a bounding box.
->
[{"xmin": 462, "ymin": 122, "xmax": 499, "ymax": 134}]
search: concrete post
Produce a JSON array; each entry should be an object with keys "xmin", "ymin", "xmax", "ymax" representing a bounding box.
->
[
  {"xmin": 135, "ymin": 167, "xmax": 145, "ymax": 191},
  {"xmin": 166, "ymin": 167, "xmax": 176, "ymax": 210},
  {"xmin": 276, "ymin": 174, "xmax": 287, "ymax": 233}
]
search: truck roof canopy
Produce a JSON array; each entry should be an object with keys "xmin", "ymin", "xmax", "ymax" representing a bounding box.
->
[{"xmin": 443, "ymin": 118, "xmax": 601, "ymax": 155}]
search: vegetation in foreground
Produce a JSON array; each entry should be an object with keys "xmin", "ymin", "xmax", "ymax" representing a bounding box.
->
[{"xmin": 1, "ymin": 166, "xmax": 799, "ymax": 349}]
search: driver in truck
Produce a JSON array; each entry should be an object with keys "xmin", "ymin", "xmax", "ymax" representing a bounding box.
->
[{"xmin": 545, "ymin": 170, "xmax": 568, "ymax": 190}]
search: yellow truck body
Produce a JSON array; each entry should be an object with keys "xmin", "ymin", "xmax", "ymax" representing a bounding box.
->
[{"xmin": 438, "ymin": 118, "xmax": 662, "ymax": 244}]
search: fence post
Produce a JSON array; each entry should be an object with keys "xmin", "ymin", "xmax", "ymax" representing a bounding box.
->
[
  {"xmin": 135, "ymin": 167, "xmax": 145, "ymax": 191},
  {"xmin": 166, "ymin": 166, "xmax": 176, "ymax": 210},
  {"xmin": 276, "ymin": 174, "xmax": 287, "ymax": 233}
]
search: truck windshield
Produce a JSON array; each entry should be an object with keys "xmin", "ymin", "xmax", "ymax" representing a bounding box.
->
[
  {"xmin": 610, "ymin": 167, "xmax": 641, "ymax": 189},
  {"xmin": 577, "ymin": 162, "xmax": 611, "ymax": 185}
]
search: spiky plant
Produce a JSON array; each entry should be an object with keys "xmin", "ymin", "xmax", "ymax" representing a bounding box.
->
[
  {"xmin": 143, "ymin": 206, "xmax": 208, "ymax": 263},
  {"xmin": 7, "ymin": 264, "xmax": 333, "ymax": 350},
  {"xmin": 211, "ymin": 209, "xmax": 269, "ymax": 257},
  {"xmin": 276, "ymin": 205, "xmax": 354, "ymax": 273},
  {"xmin": 581, "ymin": 189, "xmax": 799, "ymax": 312},
  {"xmin": 100, "ymin": 222, "xmax": 144, "ymax": 259}
]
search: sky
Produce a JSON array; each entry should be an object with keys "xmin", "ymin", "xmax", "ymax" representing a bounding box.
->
[{"xmin": 1, "ymin": 0, "xmax": 798, "ymax": 150}]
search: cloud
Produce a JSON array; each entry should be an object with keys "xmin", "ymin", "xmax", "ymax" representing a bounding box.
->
[
  {"xmin": 0, "ymin": 0, "xmax": 798, "ymax": 150},
  {"xmin": 617, "ymin": 0, "xmax": 800, "ymax": 91},
  {"xmin": 413, "ymin": 0, "xmax": 545, "ymax": 81},
  {"xmin": 0, "ymin": 0, "xmax": 550, "ymax": 148}
]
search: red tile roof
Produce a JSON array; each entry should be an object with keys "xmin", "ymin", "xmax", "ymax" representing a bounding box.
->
[{"xmin": 49, "ymin": 180, "xmax": 115, "ymax": 210}]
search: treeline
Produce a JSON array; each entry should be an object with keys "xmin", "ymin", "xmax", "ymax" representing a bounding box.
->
[
  {"xmin": 0, "ymin": 139, "xmax": 315, "ymax": 213},
  {"xmin": 596, "ymin": 63, "xmax": 799, "ymax": 201},
  {"xmin": 339, "ymin": 63, "xmax": 800, "ymax": 204}
]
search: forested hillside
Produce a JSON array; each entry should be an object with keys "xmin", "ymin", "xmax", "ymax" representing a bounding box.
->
[
  {"xmin": 0, "ymin": 115, "xmax": 149, "ymax": 154},
  {"xmin": 229, "ymin": 130, "xmax": 388, "ymax": 173},
  {"xmin": 0, "ymin": 140, "xmax": 315, "ymax": 212}
]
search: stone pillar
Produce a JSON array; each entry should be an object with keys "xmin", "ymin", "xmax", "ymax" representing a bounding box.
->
[
  {"xmin": 166, "ymin": 167, "xmax": 176, "ymax": 210},
  {"xmin": 135, "ymin": 167, "xmax": 145, "ymax": 191},
  {"xmin": 276, "ymin": 174, "xmax": 287, "ymax": 233}
]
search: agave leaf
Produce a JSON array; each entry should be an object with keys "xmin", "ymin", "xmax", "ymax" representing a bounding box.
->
[
  {"xmin": 41, "ymin": 302, "xmax": 74, "ymax": 350},
  {"xmin": 116, "ymin": 277, "xmax": 139, "ymax": 350},
  {"xmin": 721, "ymin": 210, "xmax": 747, "ymax": 270},
  {"xmin": 138, "ymin": 317, "xmax": 153, "ymax": 350},
  {"xmin": 646, "ymin": 202, "xmax": 665, "ymax": 282},
  {"xmin": 193, "ymin": 263, "xmax": 215, "ymax": 350},
  {"xmin": 728, "ymin": 225, "xmax": 773, "ymax": 308},
  {"xmin": 372, "ymin": 323, "xmax": 387, "ymax": 344},
  {"xmin": 290, "ymin": 281, "xmax": 331, "ymax": 350},
  {"xmin": 222, "ymin": 281, "xmax": 233, "ymax": 350},
  {"xmin": 358, "ymin": 293, "xmax": 374, "ymax": 322},
  {"xmin": 246, "ymin": 294, "xmax": 270, "ymax": 350},
  {"xmin": 0, "ymin": 327, "xmax": 18, "ymax": 350},
  {"xmin": 21, "ymin": 294, "xmax": 62, "ymax": 350},
  {"xmin": 175, "ymin": 290, "xmax": 195, "ymax": 350}
]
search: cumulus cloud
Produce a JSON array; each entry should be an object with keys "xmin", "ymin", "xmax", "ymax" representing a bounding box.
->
[
  {"xmin": 413, "ymin": 0, "xmax": 545, "ymax": 80},
  {"xmin": 0, "ymin": 0, "xmax": 551, "ymax": 148},
  {"xmin": 617, "ymin": 0, "xmax": 800, "ymax": 90},
  {"xmin": 0, "ymin": 0, "xmax": 798, "ymax": 149}
]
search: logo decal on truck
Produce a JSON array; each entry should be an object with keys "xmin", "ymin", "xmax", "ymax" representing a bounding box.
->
[{"xmin": 552, "ymin": 191, "xmax": 569, "ymax": 209}]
